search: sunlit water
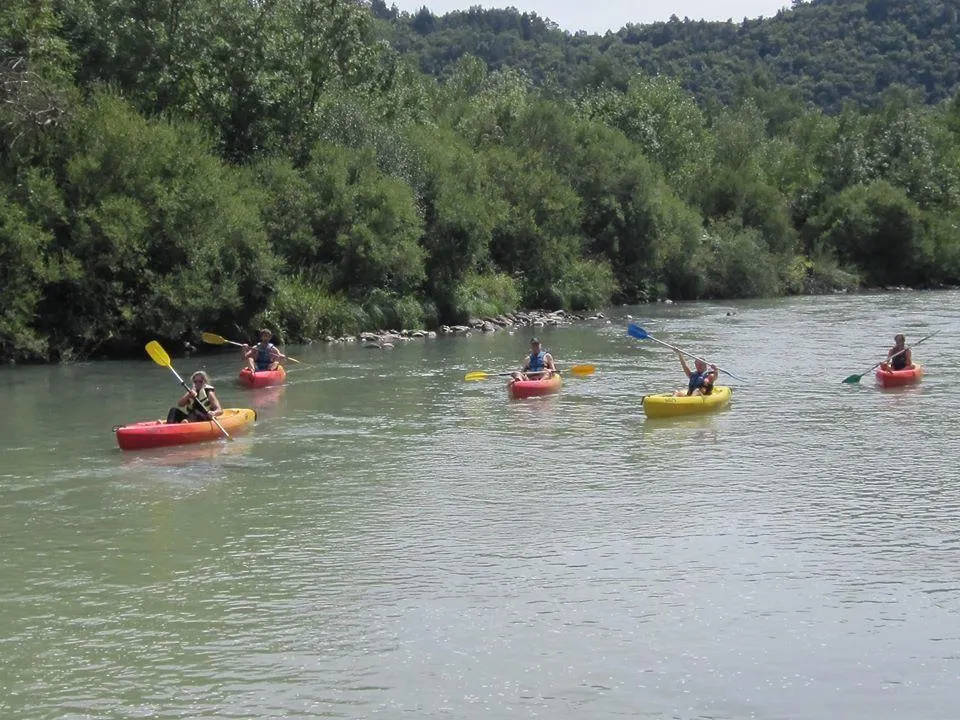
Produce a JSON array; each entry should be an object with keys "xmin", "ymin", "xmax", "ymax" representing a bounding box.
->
[{"xmin": 1, "ymin": 291, "xmax": 959, "ymax": 719}]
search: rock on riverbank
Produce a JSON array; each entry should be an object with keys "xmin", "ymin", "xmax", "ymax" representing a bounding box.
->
[{"xmin": 321, "ymin": 309, "xmax": 607, "ymax": 349}]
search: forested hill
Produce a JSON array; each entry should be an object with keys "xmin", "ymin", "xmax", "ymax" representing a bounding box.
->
[
  {"xmin": 3, "ymin": 0, "xmax": 960, "ymax": 363},
  {"xmin": 375, "ymin": 0, "xmax": 960, "ymax": 112}
]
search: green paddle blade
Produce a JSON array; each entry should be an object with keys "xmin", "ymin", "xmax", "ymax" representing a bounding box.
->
[{"xmin": 841, "ymin": 374, "xmax": 863, "ymax": 384}]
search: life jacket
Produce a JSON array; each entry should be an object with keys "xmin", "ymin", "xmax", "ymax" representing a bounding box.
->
[
  {"xmin": 255, "ymin": 342, "xmax": 276, "ymax": 371},
  {"xmin": 186, "ymin": 385, "xmax": 215, "ymax": 416},
  {"xmin": 688, "ymin": 370, "xmax": 714, "ymax": 396},
  {"xmin": 890, "ymin": 349, "xmax": 908, "ymax": 370},
  {"xmin": 528, "ymin": 350, "xmax": 546, "ymax": 372}
]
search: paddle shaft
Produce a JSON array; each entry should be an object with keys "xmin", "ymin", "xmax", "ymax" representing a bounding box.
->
[{"xmin": 642, "ymin": 334, "xmax": 744, "ymax": 382}]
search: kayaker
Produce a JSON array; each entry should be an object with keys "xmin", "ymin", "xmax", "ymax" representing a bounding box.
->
[
  {"xmin": 242, "ymin": 328, "xmax": 288, "ymax": 372},
  {"xmin": 674, "ymin": 350, "xmax": 718, "ymax": 396},
  {"xmin": 511, "ymin": 337, "xmax": 556, "ymax": 381},
  {"xmin": 166, "ymin": 371, "xmax": 223, "ymax": 423},
  {"xmin": 883, "ymin": 334, "xmax": 912, "ymax": 371}
]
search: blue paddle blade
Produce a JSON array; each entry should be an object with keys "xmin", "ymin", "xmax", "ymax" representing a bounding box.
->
[{"xmin": 627, "ymin": 323, "xmax": 649, "ymax": 340}]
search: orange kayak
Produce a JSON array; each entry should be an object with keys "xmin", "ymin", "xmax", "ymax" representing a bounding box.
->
[
  {"xmin": 238, "ymin": 365, "xmax": 286, "ymax": 388},
  {"xmin": 875, "ymin": 363, "xmax": 923, "ymax": 387},
  {"xmin": 115, "ymin": 408, "xmax": 256, "ymax": 450},
  {"xmin": 508, "ymin": 373, "xmax": 562, "ymax": 399}
]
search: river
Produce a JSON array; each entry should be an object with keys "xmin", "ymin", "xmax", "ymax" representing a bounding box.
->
[{"xmin": 1, "ymin": 291, "xmax": 958, "ymax": 719}]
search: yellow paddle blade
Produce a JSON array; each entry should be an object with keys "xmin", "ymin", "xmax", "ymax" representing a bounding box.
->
[
  {"xmin": 201, "ymin": 331, "xmax": 228, "ymax": 345},
  {"xmin": 145, "ymin": 340, "xmax": 171, "ymax": 368},
  {"xmin": 568, "ymin": 364, "xmax": 595, "ymax": 376},
  {"xmin": 464, "ymin": 371, "xmax": 490, "ymax": 382}
]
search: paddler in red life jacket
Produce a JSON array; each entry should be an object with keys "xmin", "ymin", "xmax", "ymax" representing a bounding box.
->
[
  {"xmin": 510, "ymin": 337, "xmax": 557, "ymax": 382},
  {"xmin": 673, "ymin": 350, "xmax": 718, "ymax": 397},
  {"xmin": 242, "ymin": 328, "xmax": 288, "ymax": 372},
  {"xmin": 166, "ymin": 370, "xmax": 223, "ymax": 424},
  {"xmin": 882, "ymin": 333, "xmax": 912, "ymax": 371}
]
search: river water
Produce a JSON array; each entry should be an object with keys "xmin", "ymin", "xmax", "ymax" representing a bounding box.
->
[{"xmin": 1, "ymin": 291, "xmax": 958, "ymax": 720}]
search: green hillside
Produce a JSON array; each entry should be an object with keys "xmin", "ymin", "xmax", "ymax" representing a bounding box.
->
[{"xmin": 376, "ymin": 0, "xmax": 960, "ymax": 112}]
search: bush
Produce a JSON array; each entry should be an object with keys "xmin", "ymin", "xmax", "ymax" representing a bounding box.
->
[
  {"xmin": 263, "ymin": 275, "xmax": 364, "ymax": 340},
  {"xmin": 361, "ymin": 288, "xmax": 426, "ymax": 330},
  {"xmin": 703, "ymin": 223, "xmax": 783, "ymax": 298},
  {"xmin": 552, "ymin": 257, "xmax": 618, "ymax": 311},
  {"xmin": 451, "ymin": 272, "xmax": 521, "ymax": 321}
]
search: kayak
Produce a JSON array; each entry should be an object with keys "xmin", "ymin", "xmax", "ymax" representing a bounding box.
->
[
  {"xmin": 642, "ymin": 386, "xmax": 732, "ymax": 419},
  {"xmin": 508, "ymin": 373, "xmax": 562, "ymax": 399},
  {"xmin": 115, "ymin": 408, "xmax": 257, "ymax": 450},
  {"xmin": 238, "ymin": 365, "xmax": 286, "ymax": 388},
  {"xmin": 875, "ymin": 363, "xmax": 924, "ymax": 387}
]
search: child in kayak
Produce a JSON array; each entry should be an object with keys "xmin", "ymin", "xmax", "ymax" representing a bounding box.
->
[
  {"xmin": 242, "ymin": 329, "xmax": 289, "ymax": 372},
  {"xmin": 166, "ymin": 371, "xmax": 223, "ymax": 423},
  {"xmin": 883, "ymin": 334, "xmax": 912, "ymax": 371},
  {"xmin": 674, "ymin": 350, "xmax": 718, "ymax": 396},
  {"xmin": 510, "ymin": 337, "xmax": 557, "ymax": 381}
]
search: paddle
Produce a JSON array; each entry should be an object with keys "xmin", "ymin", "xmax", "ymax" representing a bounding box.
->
[
  {"xmin": 201, "ymin": 331, "xmax": 301, "ymax": 364},
  {"xmin": 145, "ymin": 340, "xmax": 232, "ymax": 441},
  {"xmin": 626, "ymin": 323, "xmax": 746, "ymax": 382},
  {"xmin": 464, "ymin": 365, "xmax": 596, "ymax": 382},
  {"xmin": 841, "ymin": 330, "xmax": 941, "ymax": 384}
]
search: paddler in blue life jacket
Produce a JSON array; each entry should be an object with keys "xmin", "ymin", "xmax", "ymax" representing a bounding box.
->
[
  {"xmin": 242, "ymin": 328, "xmax": 288, "ymax": 372},
  {"xmin": 674, "ymin": 350, "xmax": 718, "ymax": 397},
  {"xmin": 166, "ymin": 370, "xmax": 223, "ymax": 423},
  {"xmin": 510, "ymin": 337, "xmax": 557, "ymax": 382}
]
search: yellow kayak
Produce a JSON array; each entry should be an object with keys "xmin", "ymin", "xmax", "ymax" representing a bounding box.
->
[{"xmin": 641, "ymin": 386, "xmax": 732, "ymax": 419}]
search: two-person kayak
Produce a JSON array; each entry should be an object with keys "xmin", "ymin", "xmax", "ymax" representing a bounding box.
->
[{"xmin": 115, "ymin": 408, "xmax": 257, "ymax": 450}]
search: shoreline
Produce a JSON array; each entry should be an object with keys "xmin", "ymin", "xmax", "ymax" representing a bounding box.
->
[{"xmin": 4, "ymin": 285, "xmax": 957, "ymax": 365}]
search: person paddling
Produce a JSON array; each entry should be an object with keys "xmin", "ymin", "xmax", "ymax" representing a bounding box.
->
[
  {"xmin": 510, "ymin": 337, "xmax": 557, "ymax": 382},
  {"xmin": 242, "ymin": 328, "xmax": 288, "ymax": 372},
  {"xmin": 674, "ymin": 350, "xmax": 718, "ymax": 396},
  {"xmin": 166, "ymin": 371, "xmax": 223, "ymax": 423},
  {"xmin": 882, "ymin": 333, "xmax": 912, "ymax": 371}
]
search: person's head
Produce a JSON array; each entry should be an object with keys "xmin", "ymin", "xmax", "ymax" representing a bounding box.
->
[
  {"xmin": 694, "ymin": 358, "xmax": 707, "ymax": 372},
  {"xmin": 894, "ymin": 334, "xmax": 905, "ymax": 347},
  {"xmin": 191, "ymin": 370, "xmax": 210, "ymax": 387},
  {"xmin": 530, "ymin": 337, "xmax": 541, "ymax": 352},
  {"xmin": 259, "ymin": 328, "xmax": 273, "ymax": 343}
]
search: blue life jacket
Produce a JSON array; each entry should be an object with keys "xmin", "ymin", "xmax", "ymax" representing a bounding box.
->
[
  {"xmin": 688, "ymin": 370, "xmax": 713, "ymax": 395},
  {"xmin": 255, "ymin": 342, "xmax": 276, "ymax": 371},
  {"xmin": 528, "ymin": 350, "xmax": 546, "ymax": 372}
]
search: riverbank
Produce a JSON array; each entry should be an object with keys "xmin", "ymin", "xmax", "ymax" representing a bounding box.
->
[{"xmin": 329, "ymin": 309, "xmax": 606, "ymax": 349}]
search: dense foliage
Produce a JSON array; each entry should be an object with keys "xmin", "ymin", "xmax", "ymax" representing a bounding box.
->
[
  {"xmin": 2, "ymin": 0, "xmax": 960, "ymax": 362},
  {"xmin": 377, "ymin": 0, "xmax": 960, "ymax": 113}
]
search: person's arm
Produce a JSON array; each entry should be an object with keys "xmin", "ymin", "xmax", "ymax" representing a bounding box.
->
[
  {"xmin": 904, "ymin": 348, "xmax": 912, "ymax": 366},
  {"xmin": 520, "ymin": 355, "xmax": 531, "ymax": 372},
  {"xmin": 271, "ymin": 346, "xmax": 287, "ymax": 361},
  {"xmin": 677, "ymin": 351, "xmax": 692, "ymax": 377},
  {"xmin": 545, "ymin": 353, "xmax": 556, "ymax": 371},
  {"xmin": 242, "ymin": 344, "xmax": 253, "ymax": 359},
  {"xmin": 177, "ymin": 391, "xmax": 192, "ymax": 408},
  {"xmin": 206, "ymin": 391, "xmax": 223, "ymax": 416}
]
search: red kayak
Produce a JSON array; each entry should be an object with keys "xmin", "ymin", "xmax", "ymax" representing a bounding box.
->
[
  {"xmin": 115, "ymin": 408, "xmax": 257, "ymax": 450},
  {"xmin": 507, "ymin": 373, "xmax": 562, "ymax": 399},
  {"xmin": 238, "ymin": 365, "xmax": 286, "ymax": 388},
  {"xmin": 875, "ymin": 363, "xmax": 924, "ymax": 387}
]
